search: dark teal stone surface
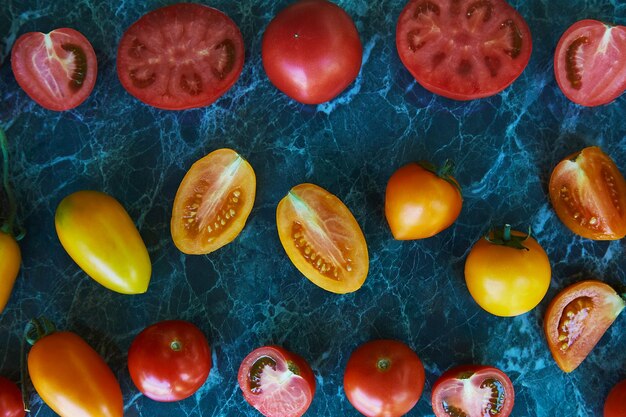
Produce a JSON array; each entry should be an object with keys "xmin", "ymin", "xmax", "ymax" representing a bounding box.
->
[{"xmin": 1, "ymin": 0, "xmax": 625, "ymax": 416}]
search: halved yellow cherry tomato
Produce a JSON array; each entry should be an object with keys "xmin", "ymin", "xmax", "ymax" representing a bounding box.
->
[{"xmin": 0, "ymin": 232, "xmax": 20, "ymax": 313}]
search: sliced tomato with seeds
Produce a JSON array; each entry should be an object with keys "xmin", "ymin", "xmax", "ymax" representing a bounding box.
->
[
  {"xmin": 171, "ymin": 148, "xmax": 256, "ymax": 254},
  {"xmin": 276, "ymin": 183, "xmax": 369, "ymax": 294},
  {"xmin": 549, "ymin": 147, "xmax": 626, "ymax": 240},
  {"xmin": 554, "ymin": 20, "xmax": 626, "ymax": 106},
  {"xmin": 396, "ymin": 0, "xmax": 532, "ymax": 100},
  {"xmin": 544, "ymin": 280, "xmax": 625, "ymax": 373},
  {"xmin": 117, "ymin": 3, "xmax": 244, "ymax": 110},
  {"xmin": 11, "ymin": 28, "xmax": 97, "ymax": 111}
]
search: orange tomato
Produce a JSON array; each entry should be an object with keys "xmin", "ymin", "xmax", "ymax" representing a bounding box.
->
[
  {"xmin": 276, "ymin": 183, "xmax": 369, "ymax": 294},
  {"xmin": 0, "ymin": 232, "xmax": 20, "ymax": 313}
]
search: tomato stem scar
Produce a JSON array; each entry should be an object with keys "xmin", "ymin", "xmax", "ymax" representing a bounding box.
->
[
  {"xmin": 377, "ymin": 358, "xmax": 391, "ymax": 371},
  {"xmin": 171, "ymin": 340, "xmax": 182, "ymax": 351}
]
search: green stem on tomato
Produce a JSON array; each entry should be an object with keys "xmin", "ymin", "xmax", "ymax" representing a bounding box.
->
[
  {"xmin": 417, "ymin": 159, "xmax": 462, "ymax": 195},
  {"xmin": 503, "ymin": 224, "xmax": 512, "ymax": 241},
  {"xmin": 484, "ymin": 224, "xmax": 531, "ymax": 251},
  {"xmin": 0, "ymin": 127, "xmax": 23, "ymax": 240}
]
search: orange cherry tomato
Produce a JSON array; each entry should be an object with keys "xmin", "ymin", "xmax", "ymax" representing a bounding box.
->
[
  {"xmin": 276, "ymin": 183, "xmax": 369, "ymax": 294},
  {"xmin": 549, "ymin": 147, "xmax": 626, "ymax": 240},
  {"xmin": 385, "ymin": 161, "xmax": 462, "ymax": 240},
  {"xmin": 0, "ymin": 232, "xmax": 20, "ymax": 313},
  {"xmin": 171, "ymin": 148, "xmax": 256, "ymax": 254}
]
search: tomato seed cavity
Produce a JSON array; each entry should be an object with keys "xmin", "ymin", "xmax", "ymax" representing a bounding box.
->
[
  {"xmin": 500, "ymin": 19, "xmax": 523, "ymax": 58},
  {"xmin": 61, "ymin": 44, "xmax": 88, "ymax": 91},
  {"xmin": 458, "ymin": 59, "xmax": 473, "ymax": 76},
  {"xmin": 292, "ymin": 222, "xmax": 344, "ymax": 280},
  {"xmin": 212, "ymin": 39, "xmax": 236, "ymax": 80},
  {"xmin": 129, "ymin": 68, "xmax": 156, "ymax": 89},
  {"xmin": 183, "ymin": 188, "xmax": 242, "ymax": 239},
  {"xmin": 414, "ymin": 1, "xmax": 440, "ymax": 18},
  {"xmin": 442, "ymin": 402, "xmax": 468, "ymax": 417},
  {"xmin": 565, "ymin": 36, "xmax": 589, "ymax": 89},
  {"xmin": 432, "ymin": 52, "xmax": 447, "ymax": 69},
  {"xmin": 408, "ymin": 29, "xmax": 426, "ymax": 51},
  {"xmin": 129, "ymin": 38, "xmax": 147, "ymax": 59},
  {"xmin": 248, "ymin": 356, "xmax": 277, "ymax": 394},
  {"xmin": 484, "ymin": 55, "xmax": 501, "ymax": 77},
  {"xmin": 180, "ymin": 73, "xmax": 203, "ymax": 96},
  {"xmin": 466, "ymin": 0, "xmax": 493, "ymax": 23},
  {"xmin": 558, "ymin": 297, "xmax": 593, "ymax": 351},
  {"xmin": 479, "ymin": 378, "xmax": 506, "ymax": 415}
]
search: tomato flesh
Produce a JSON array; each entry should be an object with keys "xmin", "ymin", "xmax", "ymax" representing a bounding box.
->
[
  {"xmin": 0, "ymin": 377, "xmax": 25, "ymax": 417},
  {"xmin": 396, "ymin": 0, "xmax": 532, "ymax": 100},
  {"xmin": 117, "ymin": 3, "xmax": 244, "ymax": 110}
]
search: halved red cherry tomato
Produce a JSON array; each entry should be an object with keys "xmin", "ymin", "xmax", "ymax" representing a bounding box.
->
[
  {"xmin": 128, "ymin": 320, "xmax": 211, "ymax": 402},
  {"xmin": 262, "ymin": 0, "xmax": 362, "ymax": 104},
  {"xmin": 344, "ymin": 340, "xmax": 425, "ymax": 417},
  {"xmin": 238, "ymin": 346, "xmax": 316, "ymax": 417},
  {"xmin": 11, "ymin": 28, "xmax": 97, "ymax": 111},
  {"xmin": 605, "ymin": 379, "xmax": 626, "ymax": 417},
  {"xmin": 554, "ymin": 20, "xmax": 626, "ymax": 107},
  {"xmin": 117, "ymin": 3, "xmax": 244, "ymax": 110},
  {"xmin": 396, "ymin": 0, "xmax": 532, "ymax": 100},
  {"xmin": 0, "ymin": 376, "xmax": 25, "ymax": 417},
  {"xmin": 431, "ymin": 365, "xmax": 514, "ymax": 417},
  {"xmin": 549, "ymin": 147, "xmax": 626, "ymax": 240},
  {"xmin": 544, "ymin": 280, "xmax": 625, "ymax": 373}
]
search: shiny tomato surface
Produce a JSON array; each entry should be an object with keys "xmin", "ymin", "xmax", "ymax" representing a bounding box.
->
[
  {"xmin": 0, "ymin": 377, "xmax": 24, "ymax": 417},
  {"xmin": 605, "ymin": 379, "xmax": 626, "ymax": 417},
  {"xmin": 0, "ymin": 232, "xmax": 20, "ymax": 313}
]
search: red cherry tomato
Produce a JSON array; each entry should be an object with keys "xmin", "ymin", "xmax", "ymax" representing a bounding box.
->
[
  {"xmin": 117, "ymin": 3, "xmax": 244, "ymax": 110},
  {"xmin": 431, "ymin": 365, "xmax": 514, "ymax": 417},
  {"xmin": 343, "ymin": 340, "xmax": 425, "ymax": 417},
  {"xmin": 11, "ymin": 28, "xmax": 97, "ymax": 111},
  {"xmin": 605, "ymin": 379, "xmax": 626, "ymax": 417},
  {"xmin": 238, "ymin": 346, "xmax": 316, "ymax": 417},
  {"xmin": 128, "ymin": 320, "xmax": 211, "ymax": 402},
  {"xmin": 554, "ymin": 20, "xmax": 626, "ymax": 107},
  {"xmin": 396, "ymin": 0, "xmax": 532, "ymax": 100},
  {"xmin": 0, "ymin": 377, "xmax": 24, "ymax": 417},
  {"xmin": 262, "ymin": 0, "xmax": 362, "ymax": 104}
]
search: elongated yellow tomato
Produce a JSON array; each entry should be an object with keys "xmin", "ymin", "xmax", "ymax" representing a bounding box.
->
[
  {"xmin": 55, "ymin": 191, "xmax": 151, "ymax": 294},
  {"xmin": 0, "ymin": 232, "xmax": 20, "ymax": 313}
]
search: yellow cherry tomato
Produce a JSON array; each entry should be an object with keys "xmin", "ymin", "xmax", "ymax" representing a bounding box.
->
[
  {"xmin": 0, "ymin": 232, "xmax": 20, "ymax": 313},
  {"xmin": 55, "ymin": 190, "xmax": 151, "ymax": 294}
]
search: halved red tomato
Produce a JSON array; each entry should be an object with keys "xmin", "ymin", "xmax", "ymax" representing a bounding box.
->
[
  {"xmin": 544, "ymin": 280, "xmax": 625, "ymax": 373},
  {"xmin": 117, "ymin": 3, "xmax": 245, "ymax": 110},
  {"xmin": 396, "ymin": 0, "xmax": 532, "ymax": 100},
  {"xmin": 276, "ymin": 183, "xmax": 369, "ymax": 294},
  {"xmin": 238, "ymin": 346, "xmax": 316, "ymax": 417},
  {"xmin": 431, "ymin": 365, "xmax": 514, "ymax": 417},
  {"xmin": 171, "ymin": 148, "xmax": 256, "ymax": 254},
  {"xmin": 554, "ymin": 20, "xmax": 626, "ymax": 106},
  {"xmin": 11, "ymin": 28, "xmax": 97, "ymax": 111},
  {"xmin": 549, "ymin": 147, "xmax": 626, "ymax": 240}
]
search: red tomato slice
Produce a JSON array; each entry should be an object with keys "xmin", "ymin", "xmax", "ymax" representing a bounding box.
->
[
  {"xmin": 238, "ymin": 346, "xmax": 316, "ymax": 417},
  {"xmin": 396, "ymin": 0, "xmax": 532, "ymax": 100},
  {"xmin": 117, "ymin": 3, "xmax": 244, "ymax": 110},
  {"xmin": 554, "ymin": 20, "xmax": 626, "ymax": 107},
  {"xmin": 11, "ymin": 28, "xmax": 97, "ymax": 111},
  {"xmin": 431, "ymin": 365, "xmax": 514, "ymax": 417}
]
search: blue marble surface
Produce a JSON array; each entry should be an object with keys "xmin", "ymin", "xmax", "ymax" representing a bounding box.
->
[{"xmin": 1, "ymin": 0, "xmax": 626, "ymax": 416}]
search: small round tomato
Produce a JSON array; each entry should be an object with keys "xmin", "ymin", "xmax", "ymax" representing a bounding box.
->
[
  {"xmin": 55, "ymin": 190, "xmax": 152, "ymax": 294},
  {"xmin": 128, "ymin": 320, "xmax": 211, "ymax": 402},
  {"xmin": 431, "ymin": 365, "xmax": 514, "ymax": 417},
  {"xmin": 0, "ymin": 232, "xmax": 20, "ymax": 314},
  {"xmin": 343, "ymin": 340, "xmax": 425, "ymax": 417},
  {"xmin": 544, "ymin": 280, "xmax": 625, "ymax": 373},
  {"xmin": 262, "ymin": 0, "xmax": 362, "ymax": 104},
  {"xmin": 171, "ymin": 148, "xmax": 256, "ymax": 255},
  {"xmin": 385, "ymin": 161, "xmax": 462, "ymax": 240},
  {"xmin": 396, "ymin": 0, "xmax": 532, "ymax": 100},
  {"xmin": 11, "ymin": 28, "xmax": 97, "ymax": 111},
  {"xmin": 0, "ymin": 377, "xmax": 25, "ymax": 417},
  {"xmin": 549, "ymin": 147, "xmax": 626, "ymax": 240},
  {"xmin": 117, "ymin": 3, "xmax": 244, "ymax": 110},
  {"xmin": 276, "ymin": 183, "xmax": 369, "ymax": 294},
  {"xmin": 554, "ymin": 20, "xmax": 626, "ymax": 107},
  {"xmin": 464, "ymin": 225, "xmax": 551, "ymax": 317},
  {"xmin": 238, "ymin": 346, "xmax": 316, "ymax": 417},
  {"xmin": 605, "ymin": 379, "xmax": 626, "ymax": 417}
]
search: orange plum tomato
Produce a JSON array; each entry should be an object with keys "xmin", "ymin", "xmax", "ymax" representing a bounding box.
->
[
  {"xmin": 385, "ymin": 161, "xmax": 462, "ymax": 240},
  {"xmin": 55, "ymin": 190, "xmax": 151, "ymax": 294},
  {"xmin": 0, "ymin": 376, "xmax": 25, "ymax": 417},
  {"xmin": 343, "ymin": 340, "xmax": 425, "ymax": 417},
  {"xmin": 464, "ymin": 225, "xmax": 551, "ymax": 317},
  {"xmin": 605, "ymin": 379, "xmax": 626, "ymax": 417},
  {"xmin": 0, "ymin": 232, "xmax": 20, "ymax": 313}
]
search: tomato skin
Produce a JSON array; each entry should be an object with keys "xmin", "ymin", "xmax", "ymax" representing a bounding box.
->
[
  {"xmin": 55, "ymin": 190, "xmax": 151, "ymax": 294},
  {"xmin": 464, "ymin": 229, "xmax": 551, "ymax": 317},
  {"xmin": 385, "ymin": 162, "xmax": 462, "ymax": 240},
  {"xmin": 549, "ymin": 147, "xmax": 626, "ymax": 240},
  {"xmin": 262, "ymin": 0, "xmax": 362, "ymax": 104},
  {"xmin": 605, "ymin": 380, "xmax": 626, "ymax": 417},
  {"xmin": 0, "ymin": 377, "xmax": 25, "ymax": 417},
  {"xmin": 128, "ymin": 320, "xmax": 211, "ymax": 402},
  {"xmin": 28, "ymin": 331, "xmax": 123, "ymax": 417},
  {"xmin": 343, "ymin": 340, "xmax": 425, "ymax": 417},
  {"xmin": 0, "ymin": 232, "xmax": 20, "ymax": 313}
]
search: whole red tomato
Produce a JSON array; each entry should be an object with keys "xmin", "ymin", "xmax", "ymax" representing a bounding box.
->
[
  {"xmin": 343, "ymin": 340, "xmax": 425, "ymax": 417},
  {"xmin": 128, "ymin": 320, "xmax": 211, "ymax": 402},
  {"xmin": 605, "ymin": 379, "xmax": 626, "ymax": 417},
  {"xmin": 262, "ymin": 0, "xmax": 362, "ymax": 104},
  {"xmin": 0, "ymin": 377, "xmax": 24, "ymax": 417}
]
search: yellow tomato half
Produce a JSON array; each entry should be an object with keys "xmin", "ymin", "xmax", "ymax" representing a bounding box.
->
[{"xmin": 0, "ymin": 232, "xmax": 20, "ymax": 313}]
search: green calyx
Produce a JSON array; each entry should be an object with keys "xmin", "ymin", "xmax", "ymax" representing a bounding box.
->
[
  {"xmin": 417, "ymin": 159, "xmax": 462, "ymax": 195},
  {"xmin": 0, "ymin": 127, "xmax": 24, "ymax": 240},
  {"xmin": 484, "ymin": 224, "xmax": 531, "ymax": 251}
]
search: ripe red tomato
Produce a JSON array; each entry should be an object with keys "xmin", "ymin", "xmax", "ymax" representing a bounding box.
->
[
  {"xmin": 431, "ymin": 365, "xmax": 514, "ymax": 417},
  {"xmin": 549, "ymin": 147, "xmax": 626, "ymax": 240},
  {"xmin": 117, "ymin": 3, "xmax": 244, "ymax": 110},
  {"xmin": 0, "ymin": 377, "xmax": 24, "ymax": 417},
  {"xmin": 128, "ymin": 320, "xmax": 211, "ymax": 402},
  {"xmin": 605, "ymin": 379, "xmax": 626, "ymax": 417},
  {"xmin": 396, "ymin": 0, "xmax": 532, "ymax": 100},
  {"xmin": 238, "ymin": 346, "xmax": 316, "ymax": 417},
  {"xmin": 262, "ymin": 0, "xmax": 362, "ymax": 104},
  {"xmin": 554, "ymin": 20, "xmax": 626, "ymax": 106},
  {"xmin": 343, "ymin": 340, "xmax": 425, "ymax": 417},
  {"xmin": 11, "ymin": 28, "xmax": 97, "ymax": 111}
]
